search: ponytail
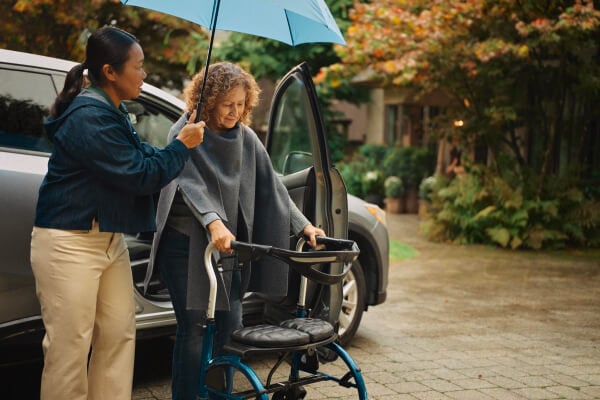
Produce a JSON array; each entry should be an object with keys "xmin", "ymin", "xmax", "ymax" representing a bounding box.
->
[
  {"xmin": 49, "ymin": 26, "xmax": 139, "ymax": 119},
  {"xmin": 49, "ymin": 63, "xmax": 86, "ymax": 119}
]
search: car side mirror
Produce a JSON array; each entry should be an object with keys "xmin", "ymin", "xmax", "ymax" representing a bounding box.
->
[{"xmin": 282, "ymin": 151, "xmax": 312, "ymax": 175}]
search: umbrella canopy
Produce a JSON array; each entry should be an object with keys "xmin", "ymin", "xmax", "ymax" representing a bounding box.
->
[
  {"xmin": 121, "ymin": 0, "xmax": 345, "ymax": 46},
  {"xmin": 120, "ymin": 0, "xmax": 346, "ymax": 119}
]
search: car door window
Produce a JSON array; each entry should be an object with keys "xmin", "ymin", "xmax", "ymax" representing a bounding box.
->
[
  {"xmin": 269, "ymin": 77, "xmax": 316, "ymax": 176},
  {"xmin": 124, "ymin": 99, "xmax": 175, "ymax": 147},
  {"xmin": 0, "ymin": 69, "xmax": 55, "ymax": 152}
]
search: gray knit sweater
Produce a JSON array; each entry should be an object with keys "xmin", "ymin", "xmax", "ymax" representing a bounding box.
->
[{"xmin": 146, "ymin": 116, "xmax": 311, "ymax": 310}]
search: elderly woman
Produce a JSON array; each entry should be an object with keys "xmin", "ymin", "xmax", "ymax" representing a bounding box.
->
[{"xmin": 147, "ymin": 62, "xmax": 325, "ymax": 400}]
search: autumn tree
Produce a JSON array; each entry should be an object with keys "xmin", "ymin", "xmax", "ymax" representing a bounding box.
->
[
  {"xmin": 328, "ymin": 0, "xmax": 600, "ymax": 194},
  {"xmin": 326, "ymin": 0, "xmax": 600, "ymax": 248},
  {"xmin": 0, "ymin": 0, "xmax": 210, "ymax": 89}
]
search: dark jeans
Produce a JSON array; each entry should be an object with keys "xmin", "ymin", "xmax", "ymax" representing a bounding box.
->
[{"xmin": 157, "ymin": 227, "xmax": 242, "ymax": 400}]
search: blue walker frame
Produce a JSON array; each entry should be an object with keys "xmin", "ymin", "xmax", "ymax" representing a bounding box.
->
[{"xmin": 197, "ymin": 238, "xmax": 369, "ymax": 400}]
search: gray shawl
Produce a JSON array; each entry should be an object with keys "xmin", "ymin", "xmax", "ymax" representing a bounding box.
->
[{"xmin": 146, "ymin": 115, "xmax": 291, "ymax": 310}]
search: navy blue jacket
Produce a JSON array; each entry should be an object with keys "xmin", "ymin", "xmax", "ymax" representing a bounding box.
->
[{"xmin": 34, "ymin": 90, "xmax": 189, "ymax": 234}]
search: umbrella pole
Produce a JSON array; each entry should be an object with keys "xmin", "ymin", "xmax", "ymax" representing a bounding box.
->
[{"xmin": 195, "ymin": 0, "xmax": 221, "ymax": 123}]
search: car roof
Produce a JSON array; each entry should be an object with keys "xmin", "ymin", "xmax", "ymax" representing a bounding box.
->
[
  {"xmin": 0, "ymin": 48, "xmax": 77, "ymax": 72},
  {"xmin": 0, "ymin": 48, "xmax": 185, "ymax": 109}
]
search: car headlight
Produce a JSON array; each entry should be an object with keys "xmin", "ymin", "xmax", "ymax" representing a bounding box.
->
[{"xmin": 364, "ymin": 203, "xmax": 387, "ymax": 227}]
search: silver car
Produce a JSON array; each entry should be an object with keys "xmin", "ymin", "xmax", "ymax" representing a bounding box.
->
[{"xmin": 0, "ymin": 49, "xmax": 389, "ymax": 365}]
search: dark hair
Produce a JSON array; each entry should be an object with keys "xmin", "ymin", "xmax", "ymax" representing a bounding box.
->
[{"xmin": 49, "ymin": 26, "xmax": 139, "ymax": 118}]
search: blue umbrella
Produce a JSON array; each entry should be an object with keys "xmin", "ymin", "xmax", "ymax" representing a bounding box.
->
[{"xmin": 120, "ymin": 0, "xmax": 345, "ymax": 119}]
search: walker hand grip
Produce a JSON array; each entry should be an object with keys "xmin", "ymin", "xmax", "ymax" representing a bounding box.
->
[
  {"xmin": 229, "ymin": 238, "xmax": 359, "ymax": 285},
  {"xmin": 230, "ymin": 240, "xmax": 272, "ymax": 263},
  {"xmin": 315, "ymin": 236, "xmax": 355, "ymax": 251}
]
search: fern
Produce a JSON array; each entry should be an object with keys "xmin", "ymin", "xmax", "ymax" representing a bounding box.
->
[{"xmin": 419, "ymin": 165, "xmax": 600, "ymax": 250}]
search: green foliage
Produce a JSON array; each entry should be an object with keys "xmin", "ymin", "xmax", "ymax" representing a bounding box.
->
[
  {"xmin": 383, "ymin": 146, "xmax": 435, "ymax": 189},
  {"xmin": 358, "ymin": 144, "xmax": 389, "ymax": 169},
  {"xmin": 420, "ymin": 165, "xmax": 600, "ymax": 249},
  {"xmin": 384, "ymin": 176, "xmax": 404, "ymax": 198},
  {"xmin": 338, "ymin": 0, "xmax": 600, "ymax": 249},
  {"xmin": 341, "ymin": 143, "xmax": 438, "ymax": 201},
  {"xmin": 419, "ymin": 175, "xmax": 443, "ymax": 200},
  {"xmin": 320, "ymin": 107, "xmax": 349, "ymax": 164},
  {"xmin": 361, "ymin": 170, "xmax": 385, "ymax": 197},
  {"xmin": 338, "ymin": 143, "xmax": 390, "ymax": 198},
  {"xmin": 335, "ymin": 0, "xmax": 600, "ymax": 198},
  {"xmin": 338, "ymin": 160, "xmax": 370, "ymax": 198}
]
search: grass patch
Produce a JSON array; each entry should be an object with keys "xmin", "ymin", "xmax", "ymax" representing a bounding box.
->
[{"xmin": 389, "ymin": 240, "xmax": 417, "ymax": 261}]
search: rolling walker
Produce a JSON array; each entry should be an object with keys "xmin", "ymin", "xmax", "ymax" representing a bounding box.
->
[{"xmin": 198, "ymin": 236, "xmax": 369, "ymax": 399}]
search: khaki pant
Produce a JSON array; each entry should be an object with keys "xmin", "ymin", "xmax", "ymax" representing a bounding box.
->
[{"xmin": 30, "ymin": 221, "xmax": 135, "ymax": 400}]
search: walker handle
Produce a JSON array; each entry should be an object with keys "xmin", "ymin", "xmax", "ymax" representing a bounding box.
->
[{"xmin": 230, "ymin": 237, "xmax": 359, "ymax": 285}]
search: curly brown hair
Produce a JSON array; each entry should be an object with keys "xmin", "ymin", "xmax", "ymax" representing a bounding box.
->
[{"xmin": 183, "ymin": 62, "xmax": 260, "ymax": 126}]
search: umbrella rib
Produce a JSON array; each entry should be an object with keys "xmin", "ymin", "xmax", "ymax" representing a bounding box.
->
[{"xmin": 284, "ymin": 10, "xmax": 294, "ymax": 46}]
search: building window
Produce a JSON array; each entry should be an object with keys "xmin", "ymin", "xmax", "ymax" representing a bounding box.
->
[{"xmin": 384, "ymin": 104, "xmax": 399, "ymax": 146}]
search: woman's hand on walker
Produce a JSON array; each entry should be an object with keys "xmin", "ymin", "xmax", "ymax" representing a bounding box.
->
[
  {"xmin": 208, "ymin": 219, "xmax": 235, "ymax": 254},
  {"xmin": 303, "ymin": 224, "xmax": 326, "ymax": 248}
]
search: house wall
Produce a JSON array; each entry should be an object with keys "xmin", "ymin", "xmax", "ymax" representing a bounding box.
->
[
  {"xmin": 329, "ymin": 88, "xmax": 386, "ymax": 145},
  {"xmin": 330, "ymin": 100, "xmax": 368, "ymax": 143}
]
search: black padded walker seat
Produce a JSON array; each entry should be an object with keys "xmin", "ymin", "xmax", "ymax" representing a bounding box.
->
[
  {"xmin": 232, "ymin": 324, "xmax": 310, "ymax": 347},
  {"xmin": 280, "ymin": 318, "xmax": 335, "ymax": 342}
]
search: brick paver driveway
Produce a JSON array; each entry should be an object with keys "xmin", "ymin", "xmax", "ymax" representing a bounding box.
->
[{"xmin": 132, "ymin": 214, "xmax": 600, "ymax": 400}]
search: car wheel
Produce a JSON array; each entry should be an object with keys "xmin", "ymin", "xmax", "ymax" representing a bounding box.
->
[{"xmin": 336, "ymin": 259, "xmax": 366, "ymax": 346}]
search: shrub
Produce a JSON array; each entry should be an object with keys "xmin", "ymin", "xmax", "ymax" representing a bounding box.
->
[
  {"xmin": 383, "ymin": 146, "xmax": 435, "ymax": 189},
  {"xmin": 361, "ymin": 169, "xmax": 385, "ymax": 197},
  {"xmin": 338, "ymin": 161, "xmax": 370, "ymax": 198},
  {"xmin": 384, "ymin": 176, "xmax": 404, "ymax": 198},
  {"xmin": 419, "ymin": 165, "xmax": 600, "ymax": 249},
  {"xmin": 418, "ymin": 175, "xmax": 439, "ymax": 200},
  {"xmin": 358, "ymin": 144, "xmax": 389, "ymax": 170}
]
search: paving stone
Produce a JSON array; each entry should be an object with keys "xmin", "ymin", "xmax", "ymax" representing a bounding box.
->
[
  {"xmin": 513, "ymin": 375, "xmax": 561, "ymax": 388},
  {"xmin": 453, "ymin": 377, "xmax": 496, "ymax": 390},
  {"xmin": 387, "ymin": 381, "xmax": 432, "ymax": 394},
  {"xmin": 478, "ymin": 388, "xmax": 528, "ymax": 400},
  {"xmin": 485, "ymin": 375, "xmax": 528, "ymax": 389},
  {"xmin": 579, "ymin": 385, "xmax": 600, "ymax": 397},
  {"xmin": 512, "ymin": 387, "xmax": 561, "ymax": 399},
  {"xmin": 428, "ymin": 368, "xmax": 469, "ymax": 381},
  {"xmin": 412, "ymin": 391, "xmax": 455, "ymax": 400},
  {"xmin": 578, "ymin": 374, "xmax": 600, "ymax": 385},
  {"xmin": 446, "ymin": 389, "xmax": 496, "ymax": 399},
  {"xmin": 545, "ymin": 373, "xmax": 591, "ymax": 387},
  {"xmin": 546, "ymin": 385, "xmax": 594, "ymax": 399},
  {"xmin": 420, "ymin": 378, "xmax": 463, "ymax": 392}
]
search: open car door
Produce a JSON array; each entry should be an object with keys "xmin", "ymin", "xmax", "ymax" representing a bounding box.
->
[{"xmin": 264, "ymin": 62, "xmax": 349, "ymax": 326}]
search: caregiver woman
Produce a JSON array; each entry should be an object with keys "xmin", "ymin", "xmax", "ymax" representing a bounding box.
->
[{"xmin": 30, "ymin": 26, "xmax": 204, "ymax": 400}]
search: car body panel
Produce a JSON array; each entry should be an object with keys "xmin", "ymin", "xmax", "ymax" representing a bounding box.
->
[{"xmin": 347, "ymin": 194, "xmax": 389, "ymax": 305}]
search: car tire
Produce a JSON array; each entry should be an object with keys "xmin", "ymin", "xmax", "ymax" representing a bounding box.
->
[{"xmin": 336, "ymin": 259, "xmax": 366, "ymax": 346}]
